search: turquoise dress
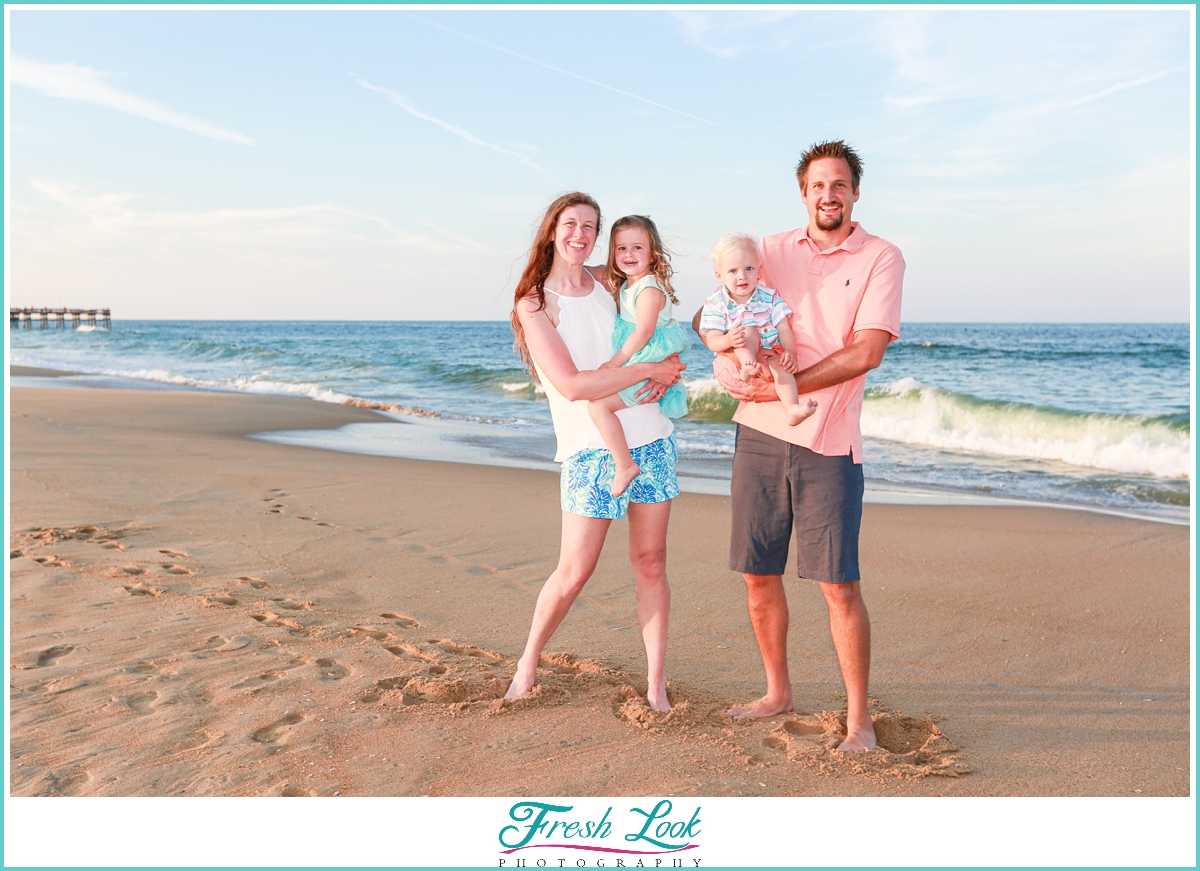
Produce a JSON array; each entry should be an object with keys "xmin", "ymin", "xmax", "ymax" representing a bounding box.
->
[{"xmin": 612, "ymin": 275, "xmax": 691, "ymax": 418}]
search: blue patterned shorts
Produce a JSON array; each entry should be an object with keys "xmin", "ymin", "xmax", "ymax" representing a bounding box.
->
[{"xmin": 560, "ymin": 435, "xmax": 680, "ymax": 519}]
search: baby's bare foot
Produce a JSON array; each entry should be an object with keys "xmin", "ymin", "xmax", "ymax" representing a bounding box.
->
[{"xmin": 610, "ymin": 462, "xmax": 640, "ymax": 497}]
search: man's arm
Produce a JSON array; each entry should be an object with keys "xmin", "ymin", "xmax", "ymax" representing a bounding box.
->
[{"xmin": 715, "ymin": 328, "xmax": 892, "ymax": 402}]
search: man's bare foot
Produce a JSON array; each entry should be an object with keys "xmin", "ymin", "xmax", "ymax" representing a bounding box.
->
[
  {"xmin": 836, "ymin": 724, "xmax": 877, "ymax": 753},
  {"xmin": 504, "ymin": 661, "xmax": 537, "ymax": 699},
  {"xmin": 725, "ymin": 694, "xmax": 793, "ymax": 719},
  {"xmin": 647, "ymin": 685, "xmax": 671, "ymax": 712},
  {"xmin": 610, "ymin": 462, "xmax": 640, "ymax": 497}
]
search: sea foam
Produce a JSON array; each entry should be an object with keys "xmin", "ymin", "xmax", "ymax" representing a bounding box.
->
[{"xmin": 862, "ymin": 378, "xmax": 1191, "ymax": 479}]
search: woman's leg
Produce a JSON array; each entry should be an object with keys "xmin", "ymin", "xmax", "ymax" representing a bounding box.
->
[
  {"xmin": 505, "ymin": 512, "xmax": 612, "ymax": 698},
  {"xmin": 587, "ymin": 394, "xmax": 640, "ymax": 497},
  {"xmin": 626, "ymin": 499, "xmax": 672, "ymax": 712}
]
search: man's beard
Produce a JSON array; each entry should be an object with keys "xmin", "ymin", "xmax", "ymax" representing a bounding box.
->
[{"xmin": 815, "ymin": 208, "xmax": 844, "ymax": 231}]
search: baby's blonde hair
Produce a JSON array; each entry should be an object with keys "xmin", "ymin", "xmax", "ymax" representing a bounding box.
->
[{"xmin": 708, "ymin": 232, "xmax": 760, "ymax": 262}]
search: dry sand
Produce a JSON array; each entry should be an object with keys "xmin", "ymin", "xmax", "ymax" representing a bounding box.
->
[{"xmin": 7, "ymin": 382, "xmax": 1192, "ymax": 798}]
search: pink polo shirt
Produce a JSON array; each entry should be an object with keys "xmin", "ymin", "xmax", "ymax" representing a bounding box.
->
[{"xmin": 723, "ymin": 222, "xmax": 904, "ymax": 462}]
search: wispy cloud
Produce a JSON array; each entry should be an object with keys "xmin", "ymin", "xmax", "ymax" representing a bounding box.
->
[
  {"xmin": 27, "ymin": 178, "xmax": 448, "ymax": 248},
  {"xmin": 356, "ymin": 78, "xmax": 550, "ymax": 176},
  {"xmin": 414, "ymin": 15, "xmax": 716, "ymax": 126},
  {"xmin": 1062, "ymin": 68, "xmax": 1175, "ymax": 110},
  {"xmin": 671, "ymin": 10, "xmax": 804, "ymax": 59},
  {"xmin": 10, "ymin": 55, "xmax": 254, "ymax": 145}
]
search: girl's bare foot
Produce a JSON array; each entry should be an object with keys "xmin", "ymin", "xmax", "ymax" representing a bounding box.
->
[
  {"xmin": 725, "ymin": 693, "xmax": 793, "ymax": 719},
  {"xmin": 610, "ymin": 462, "xmax": 640, "ymax": 497},
  {"xmin": 505, "ymin": 660, "xmax": 537, "ymax": 699}
]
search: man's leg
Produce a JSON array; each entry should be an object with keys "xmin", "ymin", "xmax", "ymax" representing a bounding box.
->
[
  {"xmin": 726, "ymin": 425, "xmax": 796, "ymax": 719},
  {"xmin": 727, "ymin": 573, "xmax": 793, "ymax": 718},
  {"xmin": 819, "ymin": 580, "xmax": 876, "ymax": 751}
]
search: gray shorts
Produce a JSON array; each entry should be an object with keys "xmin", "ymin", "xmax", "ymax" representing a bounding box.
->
[{"xmin": 728, "ymin": 424, "xmax": 864, "ymax": 583}]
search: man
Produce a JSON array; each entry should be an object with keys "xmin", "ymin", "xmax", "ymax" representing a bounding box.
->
[{"xmin": 695, "ymin": 140, "xmax": 904, "ymax": 752}]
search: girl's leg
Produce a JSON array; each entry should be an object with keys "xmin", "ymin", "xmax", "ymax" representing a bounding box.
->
[
  {"xmin": 736, "ymin": 327, "xmax": 763, "ymax": 381},
  {"xmin": 587, "ymin": 394, "xmax": 640, "ymax": 496},
  {"xmin": 506, "ymin": 512, "xmax": 612, "ymax": 698},
  {"xmin": 764, "ymin": 356, "xmax": 808, "ymax": 426},
  {"xmin": 626, "ymin": 499, "xmax": 672, "ymax": 712}
]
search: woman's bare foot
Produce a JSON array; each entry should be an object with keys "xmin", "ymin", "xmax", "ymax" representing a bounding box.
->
[
  {"xmin": 610, "ymin": 461, "xmax": 640, "ymax": 497},
  {"xmin": 504, "ymin": 659, "xmax": 537, "ymax": 699},
  {"xmin": 647, "ymin": 684, "xmax": 671, "ymax": 712},
  {"xmin": 836, "ymin": 724, "xmax": 877, "ymax": 753},
  {"xmin": 725, "ymin": 693, "xmax": 792, "ymax": 719}
]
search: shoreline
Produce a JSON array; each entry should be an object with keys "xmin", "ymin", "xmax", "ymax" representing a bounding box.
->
[
  {"xmin": 10, "ymin": 365, "xmax": 1188, "ymax": 525},
  {"xmin": 7, "ymin": 383, "xmax": 1192, "ymax": 799}
]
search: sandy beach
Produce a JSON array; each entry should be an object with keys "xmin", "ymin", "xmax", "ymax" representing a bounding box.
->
[{"xmin": 7, "ymin": 377, "xmax": 1192, "ymax": 799}]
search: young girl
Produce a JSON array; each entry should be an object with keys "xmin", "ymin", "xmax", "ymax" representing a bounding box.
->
[
  {"xmin": 699, "ymin": 232, "xmax": 808, "ymax": 426},
  {"xmin": 587, "ymin": 216, "xmax": 691, "ymax": 497}
]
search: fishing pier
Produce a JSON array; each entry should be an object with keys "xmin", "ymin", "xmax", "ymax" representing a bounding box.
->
[{"xmin": 10, "ymin": 308, "xmax": 112, "ymax": 330}]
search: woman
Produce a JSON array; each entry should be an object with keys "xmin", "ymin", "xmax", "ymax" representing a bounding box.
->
[{"xmin": 506, "ymin": 192, "xmax": 686, "ymax": 712}]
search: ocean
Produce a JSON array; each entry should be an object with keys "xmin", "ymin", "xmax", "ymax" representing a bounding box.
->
[{"xmin": 8, "ymin": 320, "xmax": 1192, "ymax": 523}]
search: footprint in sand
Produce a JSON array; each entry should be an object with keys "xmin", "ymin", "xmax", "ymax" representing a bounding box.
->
[
  {"xmin": 251, "ymin": 612, "xmax": 302, "ymax": 630},
  {"xmin": 272, "ymin": 598, "xmax": 312, "ymax": 611},
  {"xmin": 33, "ymin": 555, "xmax": 71, "ymax": 567},
  {"xmin": 238, "ymin": 576, "xmax": 269, "ymax": 589},
  {"xmin": 10, "ymin": 549, "xmax": 23, "ymax": 559},
  {"xmin": 381, "ymin": 612, "xmax": 420, "ymax": 629},
  {"xmin": 203, "ymin": 595, "xmax": 239, "ymax": 607},
  {"xmin": 315, "ymin": 658, "xmax": 348, "ymax": 682},
  {"xmin": 194, "ymin": 635, "xmax": 255, "ymax": 653},
  {"xmin": 348, "ymin": 626, "xmax": 389, "ymax": 641},
  {"xmin": 159, "ymin": 549, "xmax": 189, "ymax": 558},
  {"xmin": 251, "ymin": 711, "xmax": 304, "ymax": 745},
  {"xmin": 384, "ymin": 643, "xmax": 433, "ymax": 662},
  {"xmin": 124, "ymin": 583, "xmax": 164, "ymax": 597},
  {"xmin": 162, "ymin": 564, "xmax": 194, "ymax": 575},
  {"xmin": 435, "ymin": 640, "xmax": 507, "ymax": 663},
  {"xmin": 123, "ymin": 691, "xmax": 159, "ymax": 715},
  {"xmin": 35, "ymin": 645, "xmax": 75, "ymax": 667},
  {"xmin": 121, "ymin": 566, "xmax": 146, "ymax": 576},
  {"xmin": 281, "ymin": 784, "xmax": 315, "ymax": 797}
]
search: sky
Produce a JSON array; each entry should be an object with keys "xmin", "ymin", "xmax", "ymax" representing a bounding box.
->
[{"xmin": 5, "ymin": 6, "xmax": 1195, "ymax": 322}]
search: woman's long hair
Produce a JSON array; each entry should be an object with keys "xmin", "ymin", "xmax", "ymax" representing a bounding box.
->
[
  {"xmin": 511, "ymin": 192, "xmax": 602, "ymax": 374},
  {"xmin": 605, "ymin": 215, "xmax": 678, "ymax": 306}
]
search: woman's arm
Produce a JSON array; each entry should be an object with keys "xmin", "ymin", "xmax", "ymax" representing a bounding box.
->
[
  {"xmin": 517, "ymin": 297, "xmax": 684, "ymax": 402},
  {"xmin": 603, "ymin": 287, "xmax": 664, "ymax": 369}
]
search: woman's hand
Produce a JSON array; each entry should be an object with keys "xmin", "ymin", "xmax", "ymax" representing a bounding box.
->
[{"xmin": 634, "ymin": 354, "xmax": 686, "ymax": 402}]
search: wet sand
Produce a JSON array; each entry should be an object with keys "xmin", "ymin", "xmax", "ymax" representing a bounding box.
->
[{"xmin": 7, "ymin": 383, "xmax": 1191, "ymax": 801}]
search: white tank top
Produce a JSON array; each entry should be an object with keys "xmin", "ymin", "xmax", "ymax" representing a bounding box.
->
[{"xmin": 532, "ymin": 282, "xmax": 674, "ymax": 462}]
